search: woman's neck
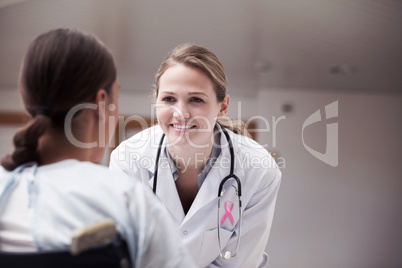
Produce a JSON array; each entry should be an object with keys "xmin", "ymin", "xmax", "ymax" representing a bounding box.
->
[
  {"xmin": 37, "ymin": 135, "xmax": 87, "ymax": 166},
  {"xmin": 33, "ymin": 108, "xmax": 106, "ymax": 166},
  {"xmin": 167, "ymin": 142, "xmax": 214, "ymax": 173},
  {"xmin": 36, "ymin": 123, "xmax": 99, "ymax": 166}
]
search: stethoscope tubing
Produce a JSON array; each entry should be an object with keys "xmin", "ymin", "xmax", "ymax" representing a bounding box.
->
[{"xmin": 153, "ymin": 133, "xmax": 165, "ymax": 194}]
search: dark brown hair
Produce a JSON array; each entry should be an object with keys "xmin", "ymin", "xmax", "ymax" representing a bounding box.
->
[
  {"xmin": 1, "ymin": 28, "xmax": 116, "ymax": 171},
  {"xmin": 154, "ymin": 43, "xmax": 251, "ymax": 138}
]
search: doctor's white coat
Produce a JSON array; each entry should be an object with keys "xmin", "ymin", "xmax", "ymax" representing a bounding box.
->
[{"xmin": 110, "ymin": 125, "xmax": 281, "ymax": 268}]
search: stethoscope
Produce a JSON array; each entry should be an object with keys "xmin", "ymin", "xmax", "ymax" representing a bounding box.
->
[{"xmin": 152, "ymin": 123, "xmax": 242, "ymax": 260}]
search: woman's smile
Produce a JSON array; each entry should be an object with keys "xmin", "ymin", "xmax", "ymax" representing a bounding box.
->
[{"xmin": 170, "ymin": 123, "xmax": 197, "ymax": 133}]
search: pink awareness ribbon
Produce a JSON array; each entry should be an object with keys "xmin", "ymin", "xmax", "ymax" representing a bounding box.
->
[{"xmin": 221, "ymin": 200, "xmax": 234, "ymax": 226}]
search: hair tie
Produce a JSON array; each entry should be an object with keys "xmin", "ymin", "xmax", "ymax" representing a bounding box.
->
[{"xmin": 33, "ymin": 106, "xmax": 53, "ymax": 118}]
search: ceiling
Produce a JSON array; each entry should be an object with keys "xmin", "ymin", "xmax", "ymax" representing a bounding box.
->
[{"xmin": 0, "ymin": 0, "xmax": 401, "ymax": 96}]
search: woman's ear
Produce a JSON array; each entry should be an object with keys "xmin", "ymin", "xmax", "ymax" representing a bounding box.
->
[
  {"xmin": 218, "ymin": 95, "xmax": 230, "ymax": 117},
  {"xmin": 95, "ymin": 89, "xmax": 109, "ymax": 121},
  {"xmin": 95, "ymin": 89, "xmax": 108, "ymax": 103}
]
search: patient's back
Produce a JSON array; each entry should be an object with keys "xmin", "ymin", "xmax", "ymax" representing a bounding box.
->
[{"xmin": 0, "ymin": 159, "xmax": 195, "ymax": 268}]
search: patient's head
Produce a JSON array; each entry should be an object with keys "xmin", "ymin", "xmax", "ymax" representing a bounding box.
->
[
  {"xmin": 21, "ymin": 28, "xmax": 117, "ymax": 121},
  {"xmin": 1, "ymin": 28, "xmax": 118, "ymax": 171}
]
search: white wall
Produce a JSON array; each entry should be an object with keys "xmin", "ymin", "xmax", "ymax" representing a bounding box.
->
[
  {"xmin": 258, "ymin": 88, "xmax": 402, "ymax": 268},
  {"xmin": 0, "ymin": 89, "xmax": 24, "ymax": 111}
]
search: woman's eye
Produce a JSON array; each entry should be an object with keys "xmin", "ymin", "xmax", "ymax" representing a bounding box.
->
[
  {"xmin": 162, "ymin": 97, "xmax": 175, "ymax": 102},
  {"xmin": 190, "ymin": 97, "xmax": 204, "ymax": 103}
]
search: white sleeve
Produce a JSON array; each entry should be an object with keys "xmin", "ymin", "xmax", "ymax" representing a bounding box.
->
[{"xmin": 207, "ymin": 167, "xmax": 282, "ymax": 268}]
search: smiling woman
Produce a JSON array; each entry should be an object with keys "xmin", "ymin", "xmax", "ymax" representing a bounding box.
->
[{"xmin": 110, "ymin": 43, "xmax": 282, "ymax": 268}]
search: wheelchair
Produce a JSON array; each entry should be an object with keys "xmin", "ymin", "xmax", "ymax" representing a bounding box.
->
[{"xmin": 0, "ymin": 219, "xmax": 131, "ymax": 268}]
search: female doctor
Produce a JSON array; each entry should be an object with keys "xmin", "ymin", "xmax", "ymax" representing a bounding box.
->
[{"xmin": 110, "ymin": 44, "xmax": 282, "ymax": 267}]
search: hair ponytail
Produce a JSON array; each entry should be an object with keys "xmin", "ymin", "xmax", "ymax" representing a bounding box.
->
[{"xmin": 1, "ymin": 115, "xmax": 50, "ymax": 171}]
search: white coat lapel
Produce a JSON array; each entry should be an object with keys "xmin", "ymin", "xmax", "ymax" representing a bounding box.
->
[
  {"xmin": 139, "ymin": 126, "xmax": 185, "ymax": 224},
  {"xmin": 148, "ymin": 153, "xmax": 185, "ymax": 225}
]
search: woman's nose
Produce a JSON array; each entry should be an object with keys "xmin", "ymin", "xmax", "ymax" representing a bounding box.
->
[{"xmin": 173, "ymin": 103, "xmax": 190, "ymax": 120}]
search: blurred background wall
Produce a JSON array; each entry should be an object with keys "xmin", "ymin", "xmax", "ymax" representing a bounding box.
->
[{"xmin": 1, "ymin": 1, "xmax": 401, "ymax": 267}]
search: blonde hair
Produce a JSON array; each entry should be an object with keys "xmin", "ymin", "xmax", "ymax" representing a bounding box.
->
[{"xmin": 154, "ymin": 43, "xmax": 250, "ymax": 137}]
